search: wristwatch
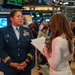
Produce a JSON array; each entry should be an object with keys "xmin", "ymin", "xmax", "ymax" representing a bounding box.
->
[{"xmin": 25, "ymin": 59, "xmax": 29, "ymax": 65}]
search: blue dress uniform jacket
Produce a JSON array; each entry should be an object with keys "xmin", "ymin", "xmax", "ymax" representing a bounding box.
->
[{"xmin": 0, "ymin": 25, "xmax": 35, "ymax": 73}]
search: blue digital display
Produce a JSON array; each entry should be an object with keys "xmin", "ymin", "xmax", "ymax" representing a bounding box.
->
[
  {"xmin": 5, "ymin": 0, "xmax": 22, "ymax": 7},
  {"xmin": 38, "ymin": 0, "xmax": 46, "ymax": 4},
  {"xmin": 67, "ymin": 16, "xmax": 73, "ymax": 21},
  {"xmin": 23, "ymin": 0, "xmax": 46, "ymax": 5},
  {"xmin": 45, "ymin": 18, "xmax": 50, "ymax": 22},
  {"xmin": 22, "ymin": 11, "xmax": 30, "ymax": 15},
  {"xmin": 38, "ymin": 0, "xmax": 42, "ymax": 4},
  {"xmin": 0, "ymin": 18, "xmax": 7, "ymax": 28},
  {"xmin": 32, "ymin": 17, "xmax": 42, "ymax": 23},
  {"xmin": 43, "ymin": 17, "xmax": 51, "ymax": 22}
]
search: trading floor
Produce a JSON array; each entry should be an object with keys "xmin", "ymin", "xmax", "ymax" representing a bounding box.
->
[
  {"xmin": 31, "ymin": 61, "xmax": 75, "ymax": 75},
  {"xmin": 32, "ymin": 67, "xmax": 49, "ymax": 75},
  {"xmin": 70, "ymin": 62, "xmax": 75, "ymax": 75},
  {"xmin": 0, "ymin": 61, "xmax": 75, "ymax": 75}
]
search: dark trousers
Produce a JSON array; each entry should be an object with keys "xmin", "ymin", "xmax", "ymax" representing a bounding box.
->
[
  {"xmin": 4, "ymin": 69, "xmax": 31, "ymax": 75},
  {"xmin": 0, "ymin": 62, "xmax": 31, "ymax": 75},
  {"xmin": 39, "ymin": 53, "xmax": 47, "ymax": 65}
]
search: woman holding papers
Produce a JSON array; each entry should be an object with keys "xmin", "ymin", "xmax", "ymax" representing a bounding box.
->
[{"xmin": 43, "ymin": 13, "xmax": 74, "ymax": 75}]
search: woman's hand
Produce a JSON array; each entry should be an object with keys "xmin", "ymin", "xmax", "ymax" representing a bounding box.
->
[
  {"xmin": 43, "ymin": 46, "xmax": 48, "ymax": 56},
  {"xmin": 43, "ymin": 46, "xmax": 51, "ymax": 60}
]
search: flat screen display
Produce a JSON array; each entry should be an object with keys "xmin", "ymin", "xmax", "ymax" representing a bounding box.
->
[
  {"xmin": 32, "ymin": 17, "xmax": 42, "ymax": 23},
  {"xmin": 23, "ymin": 0, "xmax": 46, "ymax": 5},
  {"xmin": 45, "ymin": 18, "xmax": 50, "ymax": 22},
  {"xmin": 43, "ymin": 17, "xmax": 51, "ymax": 22},
  {"xmin": 0, "ymin": 18, "xmax": 8, "ymax": 28},
  {"xmin": 67, "ymin": 16, "xmax": 73, "ymax": 21},
  {"xmin": 4, "ymin": 0, "xmax": 23, "ymax": 8}
]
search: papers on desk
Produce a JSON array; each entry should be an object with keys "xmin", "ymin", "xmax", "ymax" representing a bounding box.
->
[{"xmin": 31, "ymin": 36, "xmax": 46, "ymax": 55}]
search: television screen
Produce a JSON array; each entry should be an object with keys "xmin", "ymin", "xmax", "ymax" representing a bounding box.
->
[
  {"xmin": 30, "ymin": 11, "xmax": 40, "ymax": 18},
  {"xmin": 4, "ymin": 0, "xmax": 23, "ymax": 8},
  {"xmin": 23, "ymin": 0, "xmax": 46, "ymax": 5},
  {"xmin": 67, "ymin": 16, "xmax": 73, "ymax": 21},
  {"xmin": 32, "ymin": 17, "xmax": 42, "ymax": 23},
  {"xmin": 45, "ymin": 18, "xmax": 50, "ymax": 22},
  {"xmin": 22, "ymin": 11, "xmax": 30, "ymax": 15},
  {"xmin": 0, "ymin": 18, "xmax": 8, "ymax": 28},
  {"xmin": 35, "ymin": 12, "xmax": 40, "ymax": 17},
  {"xmin": 43, "ymin": 17, "xmax": 51, "ymax": 22}
]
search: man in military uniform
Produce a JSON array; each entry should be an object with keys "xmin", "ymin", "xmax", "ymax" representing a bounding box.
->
[{"xmin": 0, "ymin": 10, "xmax": 35, "ymax": 75}]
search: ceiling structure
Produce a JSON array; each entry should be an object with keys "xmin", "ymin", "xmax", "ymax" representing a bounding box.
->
[{"xmin": 46, "ymin": 0, "xmax": 75, "ymax": 7}]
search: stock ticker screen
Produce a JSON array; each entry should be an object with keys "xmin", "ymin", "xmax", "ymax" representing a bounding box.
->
[
  {"xmin": 23, "ymin": 0, "xmax": 47, "ymax": 5},
  {"xmin": 4, "ymin": 0, "xmax": 23, "ymax": 8},
  {"xmin": 4, "ymin": 0, "xmax": 47, "ymax": 8},
  {"xmin": 0, "ymin": 17, "xmax": 8, "ymax": 28}
]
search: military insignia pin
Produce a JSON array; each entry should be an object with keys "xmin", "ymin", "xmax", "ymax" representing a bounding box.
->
[{"xmin": 23, "ymin": 30, "xmax": 29, "ymax": 36}]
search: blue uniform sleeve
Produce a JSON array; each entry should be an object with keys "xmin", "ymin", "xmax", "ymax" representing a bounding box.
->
[
  {"xmin": 26, "ymin": 29, "xmax": 35, "ymax": 62},
  {"xmin": 0, "ymin": 29, "xmax": 12, "ymax": 66}
]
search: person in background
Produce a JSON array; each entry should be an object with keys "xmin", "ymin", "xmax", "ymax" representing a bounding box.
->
[
  {"xmin": 0, "ymin": 10, "xmax": 35, "ymax": 75},
  {"xmin": 72, "ymin": 27, "xmax": 75, "ymax": 35},
  {"xmin": 38, "ymin": 19, "xmax": 45, "ymax": 32},
  {"xmin": 37, "ymin": 26, "xmax": 48, "ymax": 68},
  {"xmin": 28, "ymin": 21, "xmax": 39, "ymax": 39},
  {"xmin": 42, "ymin": 13, "xmax": 74, "ymax": 75},
  {"xmin": 37, "ymin": 26, "xmax": 48, "ymax": 38},
  {"xmin": 22, "ymin": 17, "xmax": 29, "ymax": 28},
  {"xmin": 70, "ymin": 17, "xmax": 75, "ymax": 62},
  {"xmin": 32, "ymin": 21, "xmax": 39, "ymax": 38},
  {"xmin": 45, "ymin": 22, "xmax": 51, "ymax": 37}
]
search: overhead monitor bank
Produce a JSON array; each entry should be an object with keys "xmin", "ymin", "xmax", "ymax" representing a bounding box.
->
[
  {"xmin": 22, "ymin": 10, "xmax": 52, "ymax": 23},
  {"xmin": 0, "ymin": 10, "xmax": 52, "ymax": 28},
  {"xmin": 3, "ymin": 0, "xmax": 23, "ymax": 8},
  {"xmin": 3, "ymin": 0, "xmax": 47, "ymax": 8},
  {"xmin": 5, "ymin": 0, "xmax": 22, "ymax": 6}
]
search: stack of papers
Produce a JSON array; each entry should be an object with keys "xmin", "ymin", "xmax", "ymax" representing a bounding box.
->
[{"xmin": 31, "ymin": 36, "xmax": 46, "ymax": 54}]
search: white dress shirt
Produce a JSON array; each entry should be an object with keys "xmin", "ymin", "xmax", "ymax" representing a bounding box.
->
[{"xmin": 12, "ymin": 25, "xmax": 20, "ymax": 40}]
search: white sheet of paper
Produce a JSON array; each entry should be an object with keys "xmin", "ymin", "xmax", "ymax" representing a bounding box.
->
[{"xmin": 31, "ymin": 36, "xmax": 46, "ymax": 55}]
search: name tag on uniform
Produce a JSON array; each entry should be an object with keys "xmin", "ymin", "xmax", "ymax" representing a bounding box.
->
[{"xmin": 5, "ymin": 34, "xmax": 10, "ymax": 37}]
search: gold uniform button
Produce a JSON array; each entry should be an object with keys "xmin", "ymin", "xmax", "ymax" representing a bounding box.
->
[
  {"xmin": 18, "ymin": 54, "xmax": 20, "ymax": 56},
  {"xmin": 6, "ymin": 40, "xmax": 9, "ymax": 42},
  {"xmin": 18, "ymin": 42, "xmax": 20, "ymax": 44},
  {"xmin": 18, "ymin": 48, "xmax": 20, "ymax": 50}
]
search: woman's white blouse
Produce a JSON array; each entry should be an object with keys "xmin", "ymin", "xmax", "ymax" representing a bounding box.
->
[{"xmin": 48, "ymin": 37, "xmax": 73, "ymax": 75}]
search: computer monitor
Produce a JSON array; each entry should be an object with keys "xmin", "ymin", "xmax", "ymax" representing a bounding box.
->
[
  {"xmin": 0, "ymin": 17, "xmax": 8, "ymax": 28},
  {"xmin": 43, "ymin": 17, "xmax": 51, "ymax": 22},
  {"xmin": 67, "ymin": 16, "xmax": 73, "ymax": 21},
  {"xmin": 4, "ymin": 0, "xmax": 23, "ymax": 8},
  {"xmin": 32, "ymin": 17, "xmax": 42, "ymax": 23}
]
